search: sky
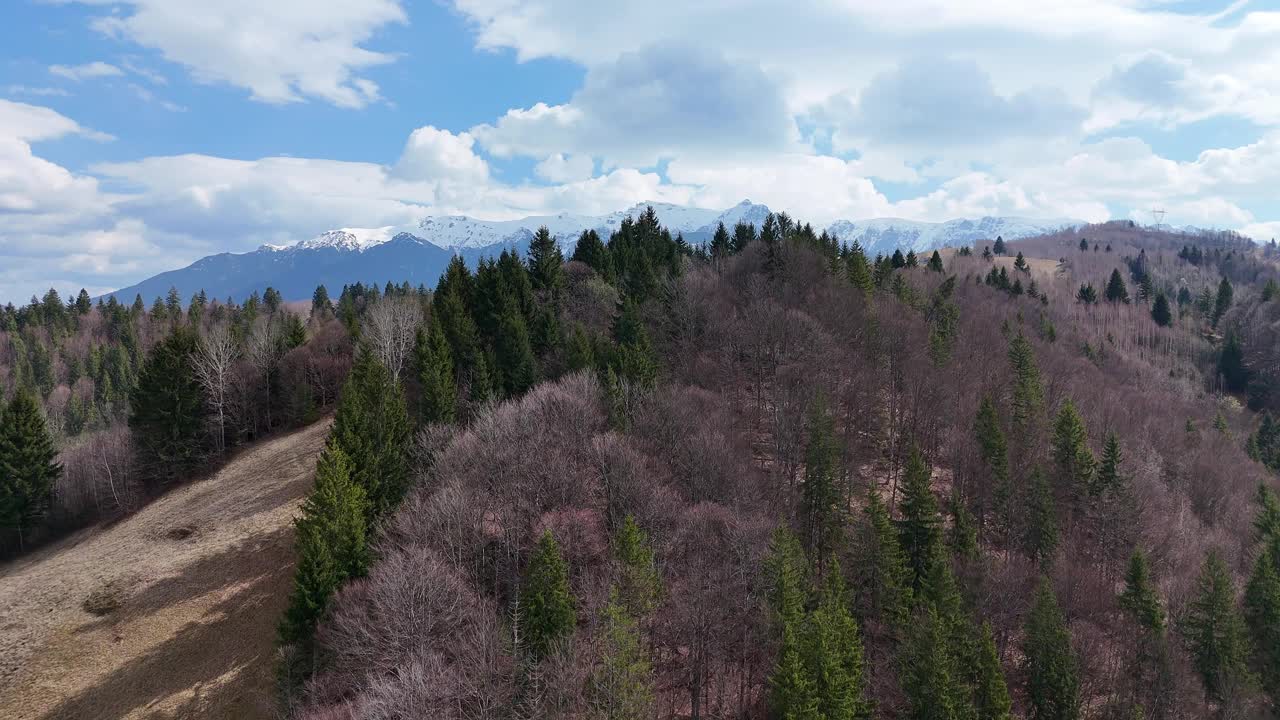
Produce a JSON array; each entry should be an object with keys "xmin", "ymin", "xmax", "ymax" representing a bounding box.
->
[{"xmin": 1, "ymin": 0, "xmax": 1279, "ymax": 303}]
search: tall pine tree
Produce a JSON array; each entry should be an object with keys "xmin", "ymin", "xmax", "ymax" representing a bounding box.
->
[
  {"xmin": 520, "ymin": 530, "xmax": 577, "ymax": 660},
  {"xmin": 1182, "ymin": 550, "xmax": 1252, "ymax": 701},
  {"xmin": 129, "ymin": 327, "xmax": 207, "ymax": 486},
  {"xmin": 413, "ymin": 321, "xmax": 456, "ymax": 425},
  {"xmin": 1024, "ymin": 578, "xmax": 1081, "ymax": 720},
  {"xmin": 0, "ymin": 391, "xmax": 62, "ymax": 549},
  {"xmin": 331, "ymin": 347, "xmax": 411, "ymax": 524},
  {"xmin": 899, "ymin": 446, "xmax": 941, "ymax": 592}
]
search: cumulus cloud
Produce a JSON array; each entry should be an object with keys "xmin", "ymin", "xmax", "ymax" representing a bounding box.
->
[
  {"xmin": 67, "ymin": 0, "xmax": 406, "ymax": 108},
  {"xmin": 49, "ymin": 61, "xmax": 124, "ymax": 81},
  {"xmin": 471, "ymin": 43, "xmax": 797, "ymax": 167},
  {"xmin": 534, "ymin": 153, "xmax": 594, "ymax": 183}
]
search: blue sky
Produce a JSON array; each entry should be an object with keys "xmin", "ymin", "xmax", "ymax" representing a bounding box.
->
[{"xmin": 2, "ymin": 0, "xmax": 1279, "ymax": 302}]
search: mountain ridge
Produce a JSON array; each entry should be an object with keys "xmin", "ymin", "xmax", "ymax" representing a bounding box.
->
[{"xmin": 105, "ymin": 201, "xmax": 1081, "ymax": 302}]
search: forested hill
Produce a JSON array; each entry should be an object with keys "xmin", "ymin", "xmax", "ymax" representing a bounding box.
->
[{"xmin": 4, "ymin": 207, "xmax": 1280, "ymax": 718}]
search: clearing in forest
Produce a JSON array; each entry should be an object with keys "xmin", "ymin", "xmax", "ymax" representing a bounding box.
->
[{"xmin": 0, "ymin": 418, "xmax": 331, "ymax": 720}]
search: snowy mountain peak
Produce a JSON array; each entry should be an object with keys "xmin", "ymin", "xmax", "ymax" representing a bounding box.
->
[{"xmin": 294, "ymin": 226, "xmax": 400, "ymax": 252}]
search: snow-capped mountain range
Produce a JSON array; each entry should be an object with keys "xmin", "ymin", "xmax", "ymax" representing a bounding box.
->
[{"xmin": 107, "ymin": 201, "xmax": 1079, "ymax": 303}]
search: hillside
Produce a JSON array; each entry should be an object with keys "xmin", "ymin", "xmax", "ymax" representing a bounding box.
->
[{"xmin": 0, "ymin": 418, "xmax": 331, "ymax": 720}]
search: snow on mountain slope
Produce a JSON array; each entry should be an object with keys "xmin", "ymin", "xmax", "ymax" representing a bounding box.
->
[
  {"xmin": 292, "ymin": 226, "xmax": 402, "ymax": 252},
  {"xmin": 826, "ymin": 216, "xmax": 1080, "ymax": 255}
]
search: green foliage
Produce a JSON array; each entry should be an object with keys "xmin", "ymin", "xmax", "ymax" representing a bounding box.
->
[
  {"xmin": 1151, "ymin": 292, "xmax": 1173, "ymax": 327},
  {"xmin": 413, "ymin": 321, "xmax": 456, "ymax": 425},
  {"xmin": 1182, "ymin": 550, "xmax": 1253, "ymax": 701},
  {"xmin": 928, "ymin": 251, "xmax": 944, "ymax": 273},
  {"xmin": 613, "ymin": 516, "xmax": 661, "ymax": 618},
  {"xmin": 331, "ymin": 348, "xmax": 411, "ymax": 524},
  {"xmin": 129, "ymin": 327, "xmax": 207, "ymax": 485},
  {"xmin": 1219, "ymin": 331, "xmax": 1249, "ymax": 393},
  {"xmin": 1076, "ymin": 283, "xmax": 1098, "ymax": 304},
  {"xmin": 802, "ymin": 397, "xmax": 843, "ymax": 563},
  {"xmin": 590, "ymin": 596, "xmax": 655, "ymax": 720},
  {"xmin": 1254, "ymin": 484, "xmax": 1280, "ymax": 542},
  {"xmin": 1014, "ymin": 252, "xmax": 1029, "ymax": 273},
  {"xmin": 565, "ymin": 323, "xmax": 596, "ymax": 373},
  {"xmin": 528, "ymin": 225, "xmax": 566, "ymax": 300},
  {"xmin": 974, "ymin": 396, "xmax": 1011, "ymax": 544},
  {"xmin": 1105, "ymin": 269, "xmax": 1130, "ymax": 304},
  {"xmin": 495, "ymin": 299, "xmax": 538, "ymax": 396},
  {"xmin": 279, "ymin": 442, "xmax": 368, "ymax": 646},
  {"xmin": 852, "ymin": 490, "xmax": 912, "ymax": 632},
  {"xmin": 1008, "ymin": 332, "xmax": 1045, "ymax": 436},
  {"xmin": 847, "ymin": 243, "xmax": 874, "ymax": 295},
  {"xmin": 805, "ymin": 568, "xmax": 872, "ymax": 720},
  {"xmin": 1024, "ymin": 579, "xmax": 1081, "ymax": 720},
  {"xmin": 1051, "ymin": 400, "xmax": 1095, "ymax": 517},
  {"xmin": 1244, "ymin": 545, "xmax": 1280, "ymax": 710},
  {"xmin": 571, "ymin": 229, "xmax": 612, "ymax": 282},
  {"xmin": 0, "ymin": 391, "xmax": 62, "ymax": 548},
  {"xmin": 902, "ymin": 606, "xmax": 964, "ymax": 720},
  {"xmin": 521, "ymin": 530, "xmax": 577, "ymax": 660},
  {"xmin": 974, "ymin": 623, "xmax": 1013, "ymax": 720},
  {"xmin": 1213, "ymin": 276, "xmax": 1233, "ymax": 324},
  {"xmin": 1023, "ymin": 467, "xmax": 1059, "ymax": 567},
  {"xmin": 766, "ymin": 526, "xmax": 809, "ymax": 627},
  {"xmin": 1092, "ymin": 432, "xmax": 1123, "ymax": 498},
  {"xmin": 899, "ymin": 446, "xmax": 941, "ymax": 591},
  {"xmin": 1120, "ymin": 549, "xmax": 1166, "ymax": 633}
]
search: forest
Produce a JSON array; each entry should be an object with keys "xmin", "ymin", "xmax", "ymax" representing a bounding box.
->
[{"xmin": 4, "ymin": 207, "xmax": 1280, "ymax": 719}]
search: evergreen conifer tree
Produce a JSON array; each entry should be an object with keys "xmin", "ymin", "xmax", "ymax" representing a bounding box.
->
[
  {"xmin": 1218, "ymin": 331, "xmax": 1249, "ymax": 393},
  {"xmin": 1023, "ymin": 467, "xmax": 1059, "ymax": 566},
  {"xmin": 129, "ymin": 327, "xmax": 207, "ymax": 485},
  {"xmin": 1024, "ymin": 578, "xmax": 1081, "ymax": 720},
  {"xmin": 1014, "ymin": 252, "xmax": 1029, "ymax": 273},
  {"xmin": 1051, "ymin": 400, "xmax": 1096, "ymax": 517},
  {"xmin": 331, "ymin": 347, "xmax": 411, "ymax": 523},
  {"xmin": 0, "ymin": 391, "xmax": 61, "ymax": 549},
  {"xmin": 279, "ymin": 443, "xmax": 368, "ymax": 645},
  {"xmin": 1009, "ymin": 332, "xmax": 1045, "ymax": 437},
  {"xmin": 1093, "ymin": 432, "xmax": 1123, "ymax": 498},
  {"xmin": 848, "ymin": 245, "xmax": 874, "ymax": 295},
  {"xmin": 902, "ymin": 606, "xmax": 963, "ymax": 720},
  {"xmin": 806, "ymin": 566, "xmax": 871, "ymax": 720},
  {"xmin": 993, "ymin": 236, "xmax": 1006, "ymax": 254},
  {"xmin": 571, "ymin": 229, "xmax": 612, "ymax": 281},
  {"xmin": 1213, "ymin": 276, "xmax": 1233, "ymax": 324},
  {"xmin": 528, "ymin": 226, "xmax": 566, "ymax": 300},
  {"xmin": 899, "ymin": 446, "xmax": 942, "ymax": 591},
  {"xmin": 590, "ymin": 596, "xmax": 655, "ymax": 720},
  {"xmin": 496, "ymin": 299, "xmax": 538, "ymax": 396},
  {"xmin": 852, "ymin": 490, "xmax": 912, "ymax": 631},
  {"xmin": 1244, "ymin": 546, "xmax": 1280, "ymax": 709},
  {"xmin": 1151, "ymin": 292, "xmax": 1173, "ymax": 327},
  {"xmin": 413, "ymin": 321, "xmax": 456, "ymax": 425},
  {"xmin": 1105, "ymin": 269, "xmax": 1130, "ymax": 304},
  {"xmin": 613, "ymin": 515, "xmax": 661, "ymax": 618},
  {"xmin": 974, "ymin": 396, "xmax": 1011, "ymax": 542},
  {"xmin": 520, "ymin": 530, "xmax": 577, "ymax": 660},
  {"xmin": 802, "ymin": 397, "xmax": 842, "ymax": 564},
  {"xmin": 1183, "ymin": 550, "xmax": 1253, "ymax": 701},
  {"xmin": 974, "ymin": 623, "xmax": 1013, "ymax": 720},
  {"xmin": 1120, "ymin": 549, "xmax": 1165, "ymax": 633},
  {"xmin": 928, "ymin": 251, "xmax": 944, "ymax": 273}
]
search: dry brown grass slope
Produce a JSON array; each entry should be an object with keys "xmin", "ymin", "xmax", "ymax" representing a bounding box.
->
[{"xmin": 0, "ymin": 418, "xmax": 332, "ymax": 720}]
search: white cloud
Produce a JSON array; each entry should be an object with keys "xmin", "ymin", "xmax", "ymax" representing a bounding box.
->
[
  {"xmin": 393, "ymin": 126, "xmax": 490, "ymax": 184},
  {"xmin": 1241, "ymin": 221, "xmax": 1280, "ymax": 242},
  {"xmin": 534, "ymin": 153, "xmax": 594, "ymax": 183},
  {"xmin": 471, "ymin": 43, "xmax": 797, "ymax": 167},
  {"xmin": 67, "ymin": 0, "xmax": 407, "ymax": 108},
  {"xmin": 49, "ymin": 61, "xmax": 124, "ymax": 81},
  {"xmin": 6, "ymin": 85, "xmax": 71, "ymax": 97}
]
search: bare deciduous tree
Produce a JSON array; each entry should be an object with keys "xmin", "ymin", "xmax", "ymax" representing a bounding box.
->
[
  {"xmin": 193, "ymin": 322, "xmax": 239, "ymax": 452},
  {"xmin": 363, "ymin": 296, "xmax": 421, "ymax": 383},
  {"xmin": 245, "ymin": 317, "xmax": 285, "ymax": 430}
]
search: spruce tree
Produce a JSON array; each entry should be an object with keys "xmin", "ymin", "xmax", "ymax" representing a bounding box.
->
[
  {"xmin": 495, "ymin": 299, "xmax": 538, "ymax": 396},
  {"xmin": 331, "ymin": 347, "xmax": 411, "ymax": 524},
  {"xmin": 1051, "ymin": 400, "xmax": 1095, "ymax": 517},
  {"xmin": 807, "ymin": 567, "xmax": 871, "ymax": 720},
  {"xmin": 1093, "ymin": 432, "xmax": 1123, "ymax": 498},
  {"xmin": 899, "ymin": 446, "xmax": 941, "ymax": 591},
  {"xmin": 852, "ymin": 490, "xmax": 912, "ymax": 631},
  {"xmin": 974, "ymin": 622, "xmax": 1013, "ymax": 720},
  {"xmin": 1024, "ymin": 578, "xmax": 1081, "ymax": 720},
  {"xmin": 413, "ymin": 321, "xmax": 456, "ymax": 425},
  {"xmin": 732, "ymin": 221, "xmax": 757, "ymax": 253},
  {"xmin": 0, "ymin": 391, "xmax": 62, "ymax": 549},
  {"xmin": 1014, "ymin": 252, "xmax": 1029, "ymax": 273},
  {"xmin": 129, "ymin": 327, "xmax": 207, "ymax": 486},
  {"xmin": 1151, "ymin": 292, "xmax": 1172, "ymax": 327},
  {"xmin": 565, "ymin": 324, "xmax": 596, "ymax": 373},
  {"xmin": 1182, "ymin": 550, "xmax": 1252, "ymax": 701},
  {"xmin": 802, "ymin": 397, "xmax": 843, "ymax": 564},
  {"xmin": 928, "ymin": 250, "xmax": 944, "ymax": 273},
  {"xmin": 974, "ymin": 396, "xmax": 1011, "ymax": 543},
  {"xmin": 902, "ymin": 606, "xmax": 962, "ymax": 720},
  {"xmin": 847, "ymin": 244, "xmax": 874, "ymax": 295},
  {"xmin": 1254, "ymin": 484, "xmax": 1280, "ymax": 543},
  {"xmin": 1120, "ymin": 549, "xmax": 1165, "ymax": 633},
  {"xmin": 528, "ymin": 225, "xmax": 566, "ymax": 300},
  {"xmin": 1008, "ymin": 332, "xmax": 1045, "ymax": 436},
  {"xmin": 1023, "ymin": 467, "xmax": 1059, "ymax": 567},
  {"xmin": 590, "ymin": 596, "xmax": 655, "ymax": 720},
  {"xmin": 521, "ymin": 530, "xmax": 577, "ymax": 660},
  {"xmin": 993, "ymin": 236, "xmax": 1006, "ymax": 254},
  {"xmin": 1213, "ymin": 276, "xmax": 1233, "ymax": 324},
  {"xmin": 571, "ymin": 229, "xmax": 612, "ymax": 282},
  {"xmin": 613, "ymin": 515, "xmax": 661, "ymax": 618},
  {"xmin": 1105, "ymin": 269, "xmax": 1130, "ymax": 304},
  {"xmin": 279, "ymin": 442, "xmax": 368, "ymax": 646},
  {"xmin": 709, "ymin": 221, "xmax": 731, "ymax": 266},
  {"xmin": 1244, "ymin": 546, "xmax": 1280, "ymax": 709},
  {"xmin": 1218, "ymin": 331, "xmax": 1248, "ymax": 393}
]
